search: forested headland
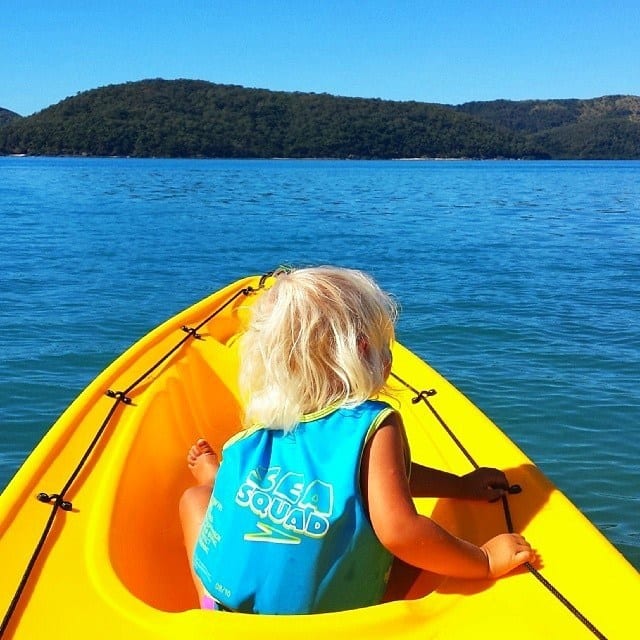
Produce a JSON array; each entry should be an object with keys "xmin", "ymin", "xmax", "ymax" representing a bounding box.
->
[
  {"xmin": 0, "ymin": 107, "xmax": 20, "ymax": 126},
  {"xmin": 1, "ymin": 79, "xmax": 639, "ymax": 159}
]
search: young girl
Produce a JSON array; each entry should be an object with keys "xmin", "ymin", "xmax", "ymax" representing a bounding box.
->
[{"xmin": 179, "ymin": 266, "xmax": 534, "ymax": 614}]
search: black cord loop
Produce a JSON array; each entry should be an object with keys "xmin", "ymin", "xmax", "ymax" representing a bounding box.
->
[
  {"xmin": 411, "ymin": 389, "xmax": 437, "ymax": 404},
  {"xmin": 181, "ymin": 325, "xmax": 202, "ymax": 339},
  {"xmin": 106, "ymin": 389, "xmax": 133, "ymax": 404},
  {"xmin": 36, "ymin": 493, "xmax": 73, "ymax": 511}
]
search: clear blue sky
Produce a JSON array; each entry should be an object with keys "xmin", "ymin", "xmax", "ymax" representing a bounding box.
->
[{"xmin": 3, "ymin": 0, "xmax": 639, "ymax": 116}]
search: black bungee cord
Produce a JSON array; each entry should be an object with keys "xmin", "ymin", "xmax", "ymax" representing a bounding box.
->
[
  {"xmin": 0, "ymin": 275, "xmax": 607, "ymax": 639},
  {"xmin": 0, "ymin": 280, "xmax": 264, "ymax": 639},
  {"xmin": 390, "ymin": 371, "xmax": 607, "ymax": 640}
]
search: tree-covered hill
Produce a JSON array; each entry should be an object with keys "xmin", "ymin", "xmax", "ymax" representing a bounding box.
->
[
  {"xmin": 0, "ymin": 107, "xmax": 21, "ymax": 126},
  {"xmin": 0, "ymin": 79, "xmax": 535, "ymax": 159},
  {"xmin": 456, "ymin": 95, "xmax": 640, "ymax": 133},
  {"xmin": 1, "ymin": 80, "xmax": 638, "ymax": 159},
  {"xmin": 530, "ymin": 117, "xmax": 640, "ymax": 159},
  {"xmin": 456, "ymin": 95, "xmax": 640, "ymax": 158}
]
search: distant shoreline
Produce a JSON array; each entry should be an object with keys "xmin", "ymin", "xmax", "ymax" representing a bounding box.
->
[{"xmin": 4, "ymin": 154, "xmax": 639, "ymax": 163}]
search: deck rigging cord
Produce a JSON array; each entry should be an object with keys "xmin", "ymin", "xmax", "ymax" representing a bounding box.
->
[
  {"xmin": 0, "ymin": 278, "xmax": 267, "ymax": 639},
  {"xmin": 1, "ymin": 272, "xmax": 607, "ymax": 638},
  {"xmin": 390, "ymin": 371, "xmax": 607, "ymax": 640}
]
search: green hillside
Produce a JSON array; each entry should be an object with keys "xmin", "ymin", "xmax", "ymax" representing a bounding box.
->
[
  {"xmin": 456, "ymin": 96, "xmax": 640, "ymax": 158},
  {"xmin": 0, "ymin": 79, "xmax": 535, "ymax": 159},
  {"xmin": 1, "ymin": 80, "xmax": 639, "ymax": 159},
  {"xmin": 0, "ymin": 107, "xmax": 21, "ymax": 126}
]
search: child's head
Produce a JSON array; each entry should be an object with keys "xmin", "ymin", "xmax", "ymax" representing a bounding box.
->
[{"xmin": 239, "ymin": 266, "xmax": 397, "ymax": 431}]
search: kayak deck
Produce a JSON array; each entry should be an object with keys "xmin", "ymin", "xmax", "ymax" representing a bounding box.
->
[{"xmin": 1, "ymin": 275, "xmax": 638, "ymax": 639}]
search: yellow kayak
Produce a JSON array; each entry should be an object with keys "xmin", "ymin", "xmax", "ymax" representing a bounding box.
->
[{"xmin": 1, "ymin": 274, "xmax": 638, "ymax": 639}]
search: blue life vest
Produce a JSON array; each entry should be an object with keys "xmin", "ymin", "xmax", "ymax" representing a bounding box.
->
[{"xmin": 193, "ymin": 399, "xmax": 395, "ymax": 614}]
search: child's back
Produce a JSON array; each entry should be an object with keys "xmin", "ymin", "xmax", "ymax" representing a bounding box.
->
[{"xmin": 194, "ymin": 400, "xmax": 394, "ymax": 613}]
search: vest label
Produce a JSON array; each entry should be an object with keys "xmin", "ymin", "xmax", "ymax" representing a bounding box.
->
[{"xmin": 236, "ymin": 466, "xmax": 334, "ymax": 543}]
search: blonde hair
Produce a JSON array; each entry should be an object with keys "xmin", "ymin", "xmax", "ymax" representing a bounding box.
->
[{"xmin": 239, "ymin": 266, "xmax": 397, "ymax": 431}]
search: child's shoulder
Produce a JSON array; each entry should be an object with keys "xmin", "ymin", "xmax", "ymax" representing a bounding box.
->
[
  {"xmin": 222, "ymin": 424, "xmax": 270, "ymax": 450},
  {"xmin": 351, "ymin": 398, "xmax": 398, "ymax": 422}
]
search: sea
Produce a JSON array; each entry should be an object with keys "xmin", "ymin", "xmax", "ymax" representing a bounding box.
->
[{"xmin": 0, "ymin": 157, "xmax": 638, "ymax": 571}]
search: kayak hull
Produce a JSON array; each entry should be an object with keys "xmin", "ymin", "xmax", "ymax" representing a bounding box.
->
[{"xmin": 1, "ymin": 275, "xmax": 638, "ymax": 639}]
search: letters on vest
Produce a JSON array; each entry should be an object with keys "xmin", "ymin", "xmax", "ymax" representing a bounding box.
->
[{"xmin": 236, "ymin": 466, "xmax": 333, "ymax": 543}]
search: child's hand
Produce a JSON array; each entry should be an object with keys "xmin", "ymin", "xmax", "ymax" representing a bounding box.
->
[
  {"xmin": 459, "ymin": 467, "xmax": 509, "ymax": 502},
  {"xmin": 481, "ymin": 533, "xmax": 535, "ymax": 578}
]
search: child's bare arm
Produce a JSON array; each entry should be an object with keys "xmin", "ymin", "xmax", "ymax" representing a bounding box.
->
[
  {"xmin": 362, "ymin": 413, "xmax": 534, "ymax": 579},
  {"xmin": 409, "ymin": 463, "xmax": 510, "ymax": 502}
]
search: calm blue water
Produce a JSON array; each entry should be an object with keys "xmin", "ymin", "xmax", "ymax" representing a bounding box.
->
[{"xmin": 1, "ymin": 157, "xmax": 638, "ymax": 570}]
